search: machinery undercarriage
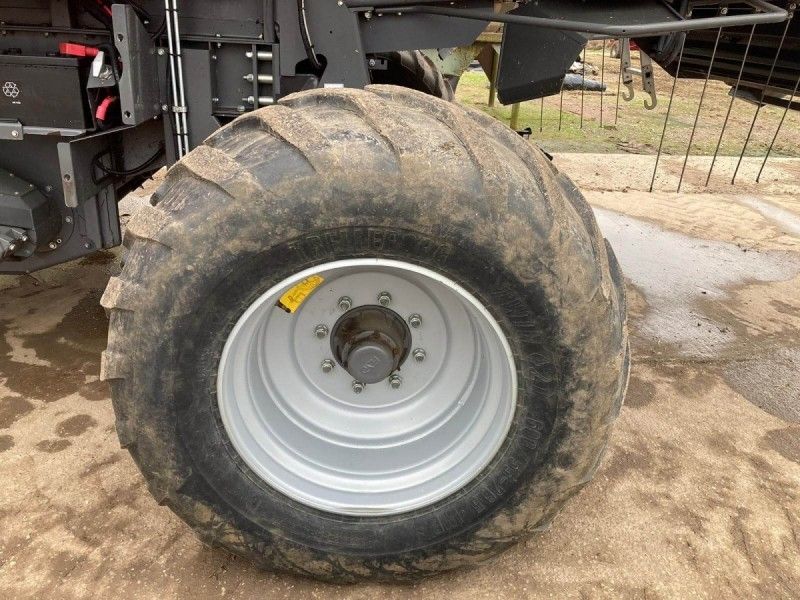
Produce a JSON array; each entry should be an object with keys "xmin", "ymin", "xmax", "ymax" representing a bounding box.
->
[{"xmin": 0, "ymin": 1, "xmax": 792, "ymax": 273}]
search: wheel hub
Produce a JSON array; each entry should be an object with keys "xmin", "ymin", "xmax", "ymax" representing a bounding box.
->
[
  {"xmin": 331, "ymin": 305, "xmax": 411, "ymax": 384},
  {"xmin": 217, "ymin": 259, "xmax": 517, "ymax": 516}
]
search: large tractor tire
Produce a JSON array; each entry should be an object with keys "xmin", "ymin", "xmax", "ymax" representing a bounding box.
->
[
  {"xmin": 370, "ymin": 50, "xmax": 454, "ymax": 100},
  {"xmin": 101, "ymin": 85, "xmax": 628, "ymax": 582}
]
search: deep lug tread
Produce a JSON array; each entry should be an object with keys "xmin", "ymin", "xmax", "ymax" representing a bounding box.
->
[
  {"xmin": 372, "ymin": 50, "xmax": 454, "ymax": 101},
  {"xmin": 222, "ymin": 105, "xmax": 336, "ymax": 173}
]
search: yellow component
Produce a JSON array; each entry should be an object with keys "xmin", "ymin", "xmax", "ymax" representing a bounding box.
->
[{"xmin": 277, "ymin": 275, "xmax": 325, "ymax": 313}]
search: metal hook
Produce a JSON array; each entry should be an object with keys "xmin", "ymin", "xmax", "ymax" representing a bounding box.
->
[
  {"xmin": 620, "ymin": 39, "xmax": 635, "ymax": 101},
  {"xmin": 623, "ymin": 82, "xmax": 635, "ymax": 101},
  {"xmin": 640, "ymin": 51, "xmax": 657, "ymax": 110}
]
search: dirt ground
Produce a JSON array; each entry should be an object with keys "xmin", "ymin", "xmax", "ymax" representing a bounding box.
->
[{"xmin": 1, "ymin": 153, "xmax": 799, "ymax": 599}]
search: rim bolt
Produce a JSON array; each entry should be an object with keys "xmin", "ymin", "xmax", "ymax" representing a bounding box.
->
[
  {"xmin": 338, "ymin": 296, "xmax": 352, "ymax": 311},
  {"xmin": 389, "ymin": 374, "xmax": 402, "ymax": 389},
  {"xmin": 314, "ymin": 324, "xmax": 329, "ymax": 339},
  {"xmin": 321, "ymin": 359, "xmax": 335, "ymax": 373},
  {"xmin": 378, "ymin": 291, "xmax": 392, "ymax": 307},
  {"xmin": 408, "ymin": 313, "xmax": 422, "ymax": 328},
  {"xmin": 352, "ymin": 381, "xmax": 365, "ymax": 394},
  {"xmin": 413, "ymin": 348, "xmax": 426, "ymax": 363}
]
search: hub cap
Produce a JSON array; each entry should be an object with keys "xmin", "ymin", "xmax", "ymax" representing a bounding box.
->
[
  {"xmin": 218, "ymin": 259, "xmax": 517, "ymax": 516},
  {"xmin": 330, "ymin": 305, "xmax": 411, "ymax": 384}
]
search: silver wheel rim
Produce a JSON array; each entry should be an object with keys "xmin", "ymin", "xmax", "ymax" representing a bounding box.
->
[{"xmin": 218, "ymin": 259, "xmax": 517, "ymax": 516}]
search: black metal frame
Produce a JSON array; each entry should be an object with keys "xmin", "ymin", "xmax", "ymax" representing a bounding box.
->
[
  {"xmin": 0, "ymin": 0, "xmax": 792, "ymax": 273},
  {"xmin": 345, "ymin": 0, "xmax": 788, "ymax": 36}
]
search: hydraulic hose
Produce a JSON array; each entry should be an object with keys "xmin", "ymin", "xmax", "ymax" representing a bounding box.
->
[{"xmin": 297, "ymin": 0, "xmax": 323, "ymax": 72}]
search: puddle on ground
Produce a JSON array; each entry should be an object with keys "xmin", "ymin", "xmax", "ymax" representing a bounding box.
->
[
  {"xmin": 0, "ymin": 291, "xmax": 108, "ymax": 402},
  {"xmin": 593, "ymin": 208, "xmax": 800, "ymax": 358}
]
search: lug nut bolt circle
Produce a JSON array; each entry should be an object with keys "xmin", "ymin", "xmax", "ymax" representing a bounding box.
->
[
  {"xmin": 338, "ymin": 296, "xmax": 352, "ymax": 312},
  {"xmin": 378, "ymin": 291, "xmax": 392, "ymax": 307}
]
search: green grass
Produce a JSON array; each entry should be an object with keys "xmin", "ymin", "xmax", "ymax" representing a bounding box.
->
[{"xmin": 455, "ymin": 49, "xmax": 800, "ymax": 157}]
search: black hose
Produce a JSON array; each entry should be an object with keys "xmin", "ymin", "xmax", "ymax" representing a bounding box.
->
[
  {"xmin": 92, "ymin": 144, "xmax": 165, "ymax": 182},
  {"xmin": 297, "ymin": 0, "xmax": 323, "ymax": 71}
]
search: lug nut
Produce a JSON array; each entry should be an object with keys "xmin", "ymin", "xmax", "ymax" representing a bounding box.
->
[
  {"xmin": 413, "ymin": 348, "xmax": 426, "ymax": 362},
  {"xmin": 338, "ymin": 296, "xmax": 352, "ymax": 311},
  {"xmin": 389, "ymin": 374, "xmax": 402, "ymax": 389},
  {"xmin": 352, "ymin": 381, "xmax": 365, "ymax": 394},
  {"xmin": 408, "ymin": 314, "xmax": 422, "ymax": 328},
  {"xmin": 321, "ymin": 359, "xmax": 335, "ymax": 373},
  {"xmin": 378, "ymin": 291, "xmax": 392, "ymax": 307},
  {"xmin": 314, "ymin": 324, "xmax": 329, "ymax": 339}
]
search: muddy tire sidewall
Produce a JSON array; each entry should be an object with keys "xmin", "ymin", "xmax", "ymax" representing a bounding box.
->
[{"xmin": 166, "ymin": 219, "xmax": 559, "ymax": 555}]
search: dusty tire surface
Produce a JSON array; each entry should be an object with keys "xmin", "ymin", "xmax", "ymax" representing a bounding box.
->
[
  {"xmin": 370, "ymin": 50, "xmax": 454, "ymax": 100},
  {"xmin": 101, "ymin": 85, "xmax": 628, "ymax": 582}
]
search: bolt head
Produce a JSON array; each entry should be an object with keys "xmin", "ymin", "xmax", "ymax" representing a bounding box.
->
[
  {"xmin": 10, "ymin": 130, "xmax": 19, "ymax": 138},
  {"xmin": 48, "ymin": 242, "xmax": 57, "ymax": 250},
  {"xmin": 413, "ymin": 348, "xmax": 426, "ymax": 362},
  {"xmin": 321, "ymin": 359, "xmax": 335, "ymax": 373},
  {"xmin": 352, "ymin": 381, "xmax": 365, "ymax": 394},
  {"xmin": 408, "ymin": 314, "xmax": 422, "ymax": 328},
  {"xmin": 65, "ymin": 216, "xmax": 73, "ymax": 224},
  {"xmin": 389, "ymin": 374, "xmax": 402, "ymax": 389},
  {"xmin": 338, "ymin": 296, "xmax": 352, "ymax": 312},
  {"xmin": 378, "ymin": 291, "xmax": 392, "ymax": 307},
  {"xmin": 314, "ymin": 324, "xmax": 329, "ymax": 339}
]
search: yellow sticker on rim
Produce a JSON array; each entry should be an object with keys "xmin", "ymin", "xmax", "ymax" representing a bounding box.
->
[{"xmin": 277, "ymin": 275, "xmax": 325, "ymax": 313}]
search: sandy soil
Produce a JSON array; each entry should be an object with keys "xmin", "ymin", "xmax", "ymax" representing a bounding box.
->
[{"xmin": 0, "ymin": 156, "xmax": 798, "ymax": 599}]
